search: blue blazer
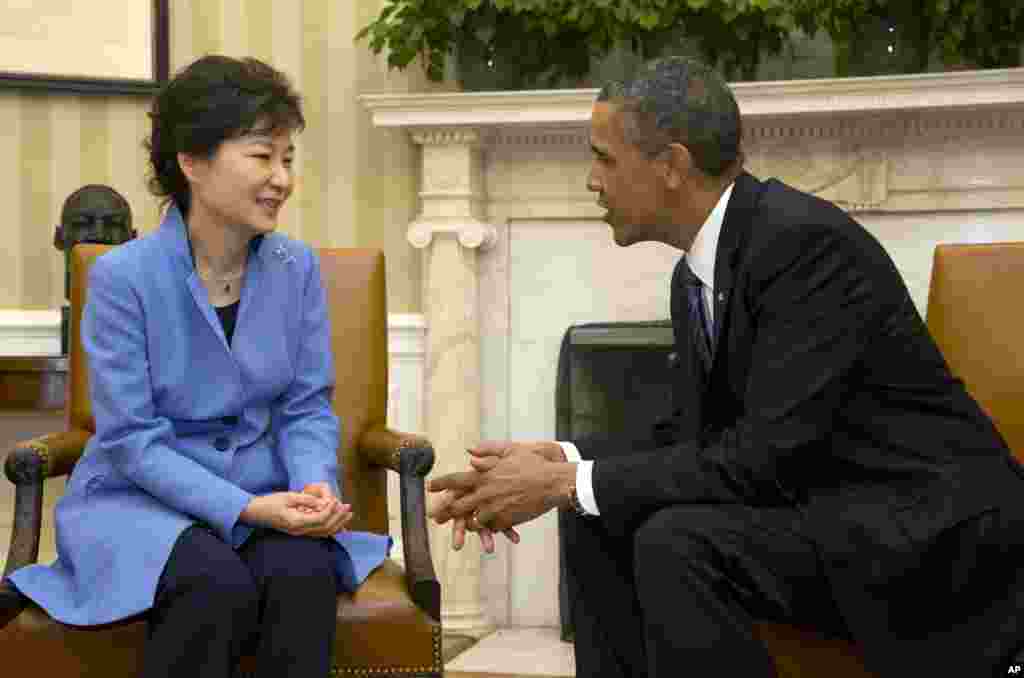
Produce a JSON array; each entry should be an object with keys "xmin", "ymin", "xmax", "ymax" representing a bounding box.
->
[{"xmin": 9, "ymin": 206, "xmax": 390, "ymax": 626}]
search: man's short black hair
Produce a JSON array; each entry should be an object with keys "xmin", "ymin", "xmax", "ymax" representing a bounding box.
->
[{"xmin": 597, "ymin": 57, "xmax": 743, "ymax": 177}]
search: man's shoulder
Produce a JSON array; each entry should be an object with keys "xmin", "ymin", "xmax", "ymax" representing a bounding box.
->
[
  {"xmin": 734, "ymin": 176, "xmax": 896, "ymax": 286},
  {"xmin": 738, "ymin": 175, "xmax": 873, "ymax": 249},
  {"xmin": 754, "ymin": 176, "xmax": 850, "ymax": 228}
]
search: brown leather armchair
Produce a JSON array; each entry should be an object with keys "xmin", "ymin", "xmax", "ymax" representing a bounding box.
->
[
  {"xmin": 926, "ymin": 242, "xmax": 1024, "ymax": 461},
  {"xmin": 750, "ymin": 241, "xmax": 1024, "ymax": 677},
  {"xmin": 0, "ymin": 245, "xmax": 442, "ymax": 677}
]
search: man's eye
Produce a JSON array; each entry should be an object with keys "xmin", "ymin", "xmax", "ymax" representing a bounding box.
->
[
  {"xmin": 283, "ymin": 158, "xmax": 294, "ymax": 167},
  {"xmin": 252, "ymin": 154, "xmax": 271, "ymax": 159}
]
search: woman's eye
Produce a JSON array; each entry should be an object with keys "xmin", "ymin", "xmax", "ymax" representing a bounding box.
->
[
  {"xmin": 283, "ymin": 158, "xmax": 294, "ymax": 167},
  {"xmin": 252, "ymin": 154, "xmax": 271, "ymax": 160}
]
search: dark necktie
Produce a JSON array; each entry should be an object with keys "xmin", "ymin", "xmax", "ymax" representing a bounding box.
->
[{"xmin": 683, "ymin": 260, "xmax": 714, "ymax": 373}]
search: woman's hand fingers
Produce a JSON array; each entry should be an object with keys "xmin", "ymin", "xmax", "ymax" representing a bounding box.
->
[
  {"xmin": 304, "ymin": 502, "xmax": 352, "ymax": 538},
  {"xmin": 283, "ymin": 495, "xmax": 338, "ymax": 536},
  {"xmin": 325, "ymin": 503, "xmax": 352, "ymax": 536},
  {"xmin": 266, "ymin": 491, "xmax": 355, "ymax": 538}
]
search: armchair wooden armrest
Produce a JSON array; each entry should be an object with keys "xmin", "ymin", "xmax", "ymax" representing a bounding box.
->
[
  {"xmin": 2, "ymin": 429, "xmax": 91, "ymax": 579},
  {"xmin": 5, "ymin": 429, "xmax": 92, "ymax": 485},
  {"xmin": 359, "ymin": 428, "xmax": 434, "ymax": 476},
  {"xmin": 359, "ymin": 427, "xmax": 439, "ymax": 621}
]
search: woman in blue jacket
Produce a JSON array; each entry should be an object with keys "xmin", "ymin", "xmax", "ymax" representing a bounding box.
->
[{"xmin": 7, "ymin": 55, "xmax": 390, "ymax": 678}]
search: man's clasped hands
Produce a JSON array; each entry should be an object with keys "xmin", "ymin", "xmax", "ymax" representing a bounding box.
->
[
  {"xmin": 241, "ymin": 440, "xmax": 576, "ymax": 547},
  {"xmin": 427, "ymin": 440, "xmax": 577, "ymax": 552}
]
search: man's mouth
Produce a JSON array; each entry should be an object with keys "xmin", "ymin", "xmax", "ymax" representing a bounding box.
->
[{"xmin": 259, "ymin": 198, "xmax": 282, "ymax": 211}]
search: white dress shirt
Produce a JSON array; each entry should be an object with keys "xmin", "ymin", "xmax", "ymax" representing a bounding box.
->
[{"xmin": 559, "ymin": 182, "xmax": 735, "ymax": 515}]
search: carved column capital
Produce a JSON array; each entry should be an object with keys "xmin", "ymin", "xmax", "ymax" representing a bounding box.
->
[
  {"xmin": 407, "ymin": 219, "xmax": 497, "ymax": 251},
  {"xmin": 407, "ymin": 126, "xmax": 492, "ymax": 253}
]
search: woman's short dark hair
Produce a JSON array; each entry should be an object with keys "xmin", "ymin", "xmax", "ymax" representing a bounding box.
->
[
  {"xmin": 597, "ymin": 57, "xmax": 742, "ymax": 177},
  {"xmin": 144, "ymin": 55, "xmax": 305, "ymax": 215}
]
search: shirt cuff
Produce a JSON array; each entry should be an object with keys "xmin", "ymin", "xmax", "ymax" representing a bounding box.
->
[
  {"xmin": 557, "ymin": 441, "xmax": 582, "ymax": 463},
  {"xmin": 575, "ymin": 460, "xmax": 600, "ymax": 515},
  {"xmin": 557, "ymin": 442, "xmax": 598, "ymax": 515}
]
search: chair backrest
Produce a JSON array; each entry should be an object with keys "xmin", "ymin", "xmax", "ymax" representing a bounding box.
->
[
  {"xmin": 69, "ymin": 245, "xmax": 390, "ymax": 534},
  {"xmin": 925, "ymin": 242, "xmax": 1024, "ymax": 459},
  {"xmin": 317, "ymin": 248, "xmax": 389, "ymax": 534},
  {"xmin": 69, "ymin": 244, "xmax": 106, "ymax": 434}
]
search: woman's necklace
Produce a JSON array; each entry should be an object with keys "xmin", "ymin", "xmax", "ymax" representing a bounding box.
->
[
  {"xmin": 198, "ymin": 269, "xmax": 244, "ymax": 294},
  {"xmin": 185, "ymin": 225, "xmax": 244, "ymax": 295}
]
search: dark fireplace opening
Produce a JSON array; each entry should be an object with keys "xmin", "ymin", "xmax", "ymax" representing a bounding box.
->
[{"xmin": 554, "ymin": 320, "xmax": 676, "ymax": 642}]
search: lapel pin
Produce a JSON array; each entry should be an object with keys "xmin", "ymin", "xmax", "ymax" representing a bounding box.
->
[{"xmin": 273, "ymin": 244, "xmax": 295, "ymax": 264}]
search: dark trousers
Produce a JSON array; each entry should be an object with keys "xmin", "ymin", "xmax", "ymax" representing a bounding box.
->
[
  {"xmin": 142, "ymin": 525, "xmax": 338, "ymax": 678},
  {"xmin": 563, "ymin": 504, "xmax": 852, "ymax": 678}
]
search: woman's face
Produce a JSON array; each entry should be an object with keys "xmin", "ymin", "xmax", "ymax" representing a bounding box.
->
[{"xmin": 180, "ymin": 124, "xmax": 295, "ymax": 236}]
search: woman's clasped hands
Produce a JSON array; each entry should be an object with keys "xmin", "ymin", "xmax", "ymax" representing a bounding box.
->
[{"xmin": 240, "ymin": 481, "xmax": 353, "ymax": 538}]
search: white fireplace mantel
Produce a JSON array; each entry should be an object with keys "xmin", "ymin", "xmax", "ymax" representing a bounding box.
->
[
  {"xmin": 362, "ymin": 70, "xmax": 1024, "ymax": 631},
  {"xmin": 362, "ymin": 67, "xmax": 1024, "ymax": 127},
  {"xmin": 364, "ymin": 68, "xmax": 1024, "ymax": 215}
]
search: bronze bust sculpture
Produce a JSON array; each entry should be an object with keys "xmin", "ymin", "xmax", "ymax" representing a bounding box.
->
[{"xmin": 53, "ymin": 185, "xmax": 137, "ymax": 352}]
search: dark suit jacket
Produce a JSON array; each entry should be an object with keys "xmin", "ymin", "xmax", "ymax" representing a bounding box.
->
[{"xmin": 574, "ymin": 172, "xmax": 1024, "ymax": 675}]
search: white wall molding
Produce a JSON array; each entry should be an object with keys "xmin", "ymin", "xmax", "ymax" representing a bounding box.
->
[
  {"xmin": 383, "ymin": 313, "xmax": 427, "ymax": 568},
  {"xmin": 0, "ymin": 310, "xmax": 425, "ymax": 361},
  {"xmin": 0, "ymin": 309, "xmax": 62, "ymax": 356},
  {"xmin": 387, "ymin": 312, "xmax": 427, "ymax": 357},
  {"xmin": 386, "ymin": 312, "xmax": 427, "ymax": 440}
]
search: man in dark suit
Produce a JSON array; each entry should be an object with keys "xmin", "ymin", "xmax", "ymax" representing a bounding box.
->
[{"xmin": 428, "ymin": 57, "xmax": 1024, "ymax": 677}]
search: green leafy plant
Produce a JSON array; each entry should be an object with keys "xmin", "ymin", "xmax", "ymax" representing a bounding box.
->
[
  {"xmin": 653, "ymin": 0, "xmax": 797, "ymax": 81},
  {"xmin": 357, "ymin": 0, "xmax": 799, "ymax": 88},
  {"xmin": 356, "ymin": 0, "xmax": 1023, "ymax": 88},
  {"xmin": 939, "ymin": 0, "xmax": 1024, "ymax": 69},
  {"xmin": 792, "ymin": 0, "xmax": 1024, "ymax": 76},
  {"xmin": 357, "ymin": 0, "xmax": 620, "ymax": 86}
]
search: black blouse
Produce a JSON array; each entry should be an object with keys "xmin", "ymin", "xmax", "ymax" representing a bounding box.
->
[{"xmin": 214, "ymin": 301, "xmax": 240, "ymax": 345}]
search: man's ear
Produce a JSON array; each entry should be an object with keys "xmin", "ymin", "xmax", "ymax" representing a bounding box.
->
[{"xmin": 662, "ymin": 143, "xmax": 693, "ymax": 190}]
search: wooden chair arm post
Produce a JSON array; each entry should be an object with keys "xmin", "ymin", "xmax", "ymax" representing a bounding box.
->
[
  {"xmin": 2, "ymin": 430, "xmax": 91, "ymax": 579},
  {"xmin": 359, "ymin": 428, "xmax": 440, "ymax": 621},
  {"xmin": 0, "ymin": 580, "xmax": 27, "ymax": 629},
  {"xmin": 2, "ymin": 481, "xmax": 42, "ymax": 581},
  {"xmin": 397, "ymin": 443, "xmax": 439, "ymax": 622}
]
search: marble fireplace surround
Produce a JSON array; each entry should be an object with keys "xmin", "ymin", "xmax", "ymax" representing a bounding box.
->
[{"xmin": 362, "ymin": 68, "xmax": 1024, "ymax": 634}]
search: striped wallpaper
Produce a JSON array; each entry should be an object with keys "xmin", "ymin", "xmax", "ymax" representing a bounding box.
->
[{"xmin": 1, "ymin": 0, "xmax": 426, "ymax": 313}]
